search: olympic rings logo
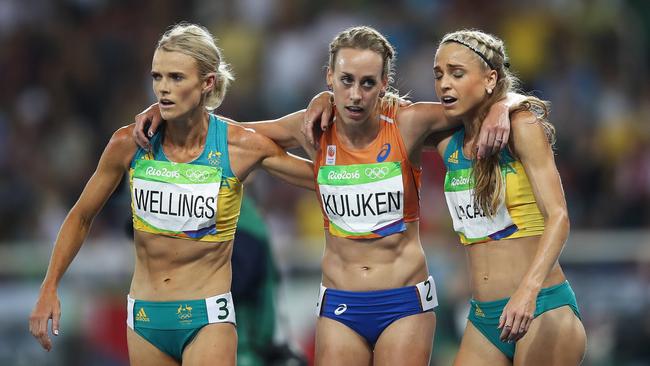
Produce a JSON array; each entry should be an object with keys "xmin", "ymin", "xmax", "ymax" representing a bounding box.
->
[
  {"xmin": 365, "ymin": 167, "xmax": 389, "ymax": 179},
  {"xmin": 186, "ymin": 169, "xmax": 211, "ymax": 183}
]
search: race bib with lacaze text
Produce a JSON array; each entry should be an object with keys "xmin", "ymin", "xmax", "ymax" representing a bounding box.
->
[{"xmin": 444, "ymin": 166, "xmax": 516, "ymax": 243}]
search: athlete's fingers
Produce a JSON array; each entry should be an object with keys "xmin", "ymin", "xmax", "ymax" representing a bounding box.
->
[
  {"xmin": 149, "ymin": 113, "xmax": 162, "ymax": 138},
  {"xmin": 499, "ymin": 313, "xmax": 514, "ymax": 341},
  {"xmin": 133, "ymin": 117, "xmax": 153, "ymax": 150},
  {"xmin": 487, "ymin": 130, "xmax": 498, "ymax": 156},
  {"xmin": 133, "ymin": 115, "xmax": 150, "ymax": 150},
  {"xmin": 323, "ymin": 107, "xmax": 332, "ymax": 131},
  {"xmin": 477, "ymin": 130, "xmax": 495, "ymax": 160},
  {"xmin": 52, "ymin": 310, "xmax": 60, "ymax": 337},
  {"xmin": 514, "ymin": 321, "xmax": 528, "ymax": 342},
  {"xmin": 36, "ymin": 318, "xmax": 52, "ymax": 351},
  {"xmin": 499, "ymin": 324, "xmax": 512, "ymax": 342},
  {"xmin": 497, "ymin": 128, "xmax": 509, "ymax": 151},
  {"xmin": 301, "ymin": 114, "xmax": 316, "ymax": 146},
  {"xmin": 519, "ymin": 314, "xmax": 533, "ymax": 340},
  {"xmin": 508, "ymin": 314, "xmax": 524, "ymax": 342},
  {"xmin": 491, "ymin": 127, "xmax": 505, "ymax": 155}
]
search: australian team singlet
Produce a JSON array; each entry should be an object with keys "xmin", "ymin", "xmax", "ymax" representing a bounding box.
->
[
  {"xmin": 442, "ymin": 128, "xmax": 544, "ymax": 244},
  {"xmin": 129, "ymin": 114, "xmax": 243, "ymax": 242}
]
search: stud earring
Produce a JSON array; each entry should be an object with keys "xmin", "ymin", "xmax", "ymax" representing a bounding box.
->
[
  {"xmin": 379, "ymin": 90, "xmax": 386, "ymax": 98},
  {"xmin": 487, "ymin": 88, "xmax": 493, "ymax": 95}
]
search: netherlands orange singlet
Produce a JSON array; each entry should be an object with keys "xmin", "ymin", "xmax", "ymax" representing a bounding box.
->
[{"xmin": 314, "ymin": 105, "xmax": 421, "ymax": 239}]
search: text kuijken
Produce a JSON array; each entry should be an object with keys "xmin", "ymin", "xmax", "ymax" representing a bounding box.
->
[
  {"xmin": 134, "ymin": 188, "xmax": 216, "ymax": 218},
  {"xmin": 322, "ymin": 191, "xmax": 402, "ymax": 217}
]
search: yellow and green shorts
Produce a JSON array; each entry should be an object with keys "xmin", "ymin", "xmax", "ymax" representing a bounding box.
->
[{"xmin": 126, "ymin": 292, "xmax": 236, "ymax": 361}]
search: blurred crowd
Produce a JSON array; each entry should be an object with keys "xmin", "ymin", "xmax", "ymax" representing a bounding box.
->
[{"xmin": 1, "ymin": 1, "xmax": 649, "ymax": 365}]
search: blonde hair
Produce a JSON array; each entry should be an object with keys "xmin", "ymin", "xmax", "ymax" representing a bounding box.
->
[
  {"xmin": 328, "ymin": 26, "xmax": 402, "ymax": 112},
  {"xmin": 157, "ymin": 22, "xmax": 234, "ymax": 111},
  {"xmin": 439, "ymin": 30, "xmax": 555, "ymax": 217}
]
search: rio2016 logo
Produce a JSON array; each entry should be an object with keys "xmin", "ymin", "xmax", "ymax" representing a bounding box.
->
[{"xmin": 145, "ymin": 166, "xmax": 180, "ymax": 179}]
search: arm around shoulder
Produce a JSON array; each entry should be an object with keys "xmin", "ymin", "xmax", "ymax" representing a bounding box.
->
[
  {"xmin": 228, "ymin": 124, "xmax": 314, "ymax": 190},
  {"xmin": 219, "ymin": 110, "xmax": 309, "ymax": 151}
]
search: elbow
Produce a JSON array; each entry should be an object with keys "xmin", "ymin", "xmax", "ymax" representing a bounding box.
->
[
  {"xmin": 68, "ymin": 207, "xmax": 94, "ymax": 230},
  {"xmin": 548, "ymin": 208, "xmax": 570, "ymax": 236}
]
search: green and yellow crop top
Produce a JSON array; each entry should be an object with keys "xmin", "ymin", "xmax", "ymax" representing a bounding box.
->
[
  {"xmin": 129, "ymin": 114, "xmax": 243, "ymax": 242},
  {"xmin": 442, "ymin": 128, "xmax": 544, "ymax": 245}
]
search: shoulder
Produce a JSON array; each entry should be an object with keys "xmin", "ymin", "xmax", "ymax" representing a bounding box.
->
[
  {"xmin": 104, "ymin": 124, "xmax": 139, "ymax": 168},
  {"xmin": 225, "ymin": 119, "xmax": 276, "ymax": 155},
  {"xmin": 106, "ymin": 124, "xmax": 137, "ymax": 151},
  {"xmin": 510, "ymin": 110, "xmax": 554, "ymax": 159},
  {"xmin": 397, "ymin": 102, "xmax": 443, "ymax": 127},
  {"xmin": 510, "ymin": 110, "xmax": 548, "ymax": 141}
]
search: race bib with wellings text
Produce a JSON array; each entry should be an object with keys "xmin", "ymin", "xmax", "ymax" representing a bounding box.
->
[{"xmin": 131, "ymin": 160, "xmax": 222, "ymax": 238}]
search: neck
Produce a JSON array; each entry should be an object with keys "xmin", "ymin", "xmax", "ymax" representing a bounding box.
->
[
  {"xmin": 165, "ymin": 107, "xmax": 209, "ymax": 148},
  {"xmin": 334, "ymin": 108, "xmax": 381, "ymax": 149}
]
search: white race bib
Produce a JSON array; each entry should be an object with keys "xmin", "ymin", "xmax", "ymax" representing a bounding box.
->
[
  {"xmin": 131, "ymin": 160, "xmax": 222, "ymax": 235},
  {"xmin": 444, "ymin": 166, "xmax": 516, "ymax": 243},
  {"xmin": 317, "ymin": 162, "xmax": 404, "ymax": 237}
]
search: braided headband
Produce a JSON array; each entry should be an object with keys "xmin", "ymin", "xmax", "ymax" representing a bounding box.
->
[{"xmin": 445, "ymin": 39, "xmax": 496, "ymax": 70}]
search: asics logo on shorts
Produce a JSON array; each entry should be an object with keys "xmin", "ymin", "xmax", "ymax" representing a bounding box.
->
[
  {"xmin": 365, "ymin": 167, "xmax": 389, "ymax": 179},
  {"xmin": 334, "ymin": 304, "xmax": 348, "ymax": 315}
]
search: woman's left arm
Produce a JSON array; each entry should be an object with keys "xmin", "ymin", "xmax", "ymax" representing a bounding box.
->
[
  {"xmin": 515, "ymin": 112, "xmax": 569, "ymax": 296},
  {"xmin": 499, "ymin": 111, "xmax": 569, "ymax": 342},
  {"xmin": 399, "ymin": 93, "xmax": 524, "ymax": 157},
  {"xmin": 228, "ymin": 123, "xmax": 315, "ymax": 190}
]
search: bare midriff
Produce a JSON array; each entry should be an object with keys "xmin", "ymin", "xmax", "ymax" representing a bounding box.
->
[
  {"xmin": 321, "ymin": 221, "xmax": 429, "ymax": 291},
  {"xmin": 129, "ymin": 230, "xmax": 233, "ymax": 301},
  {"xmin": 466, "ymin": 235, "xmax": 566, "ymax": 302}
]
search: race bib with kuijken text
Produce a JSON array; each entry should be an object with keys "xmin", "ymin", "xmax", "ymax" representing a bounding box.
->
[
  {"xmin": 444, "ymin": 166, "xmax": 517, "ymax": 244},
  {"xmin": 131, "ymin": 160, "xmax": 222, "ymax": 239},
  {"xmin": 317, "ymin": 162, "xmax": 405, "ymax": 238}
]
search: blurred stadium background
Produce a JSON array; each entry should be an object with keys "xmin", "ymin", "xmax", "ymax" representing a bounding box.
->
[{"xmin": 1, "ymin": 0, "xmax": 649, "ymax": 365}]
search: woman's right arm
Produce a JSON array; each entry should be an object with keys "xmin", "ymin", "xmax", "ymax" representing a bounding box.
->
[{"xmin": 29, "ymin": 126, "xmax": 137, "ymax": 351}]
